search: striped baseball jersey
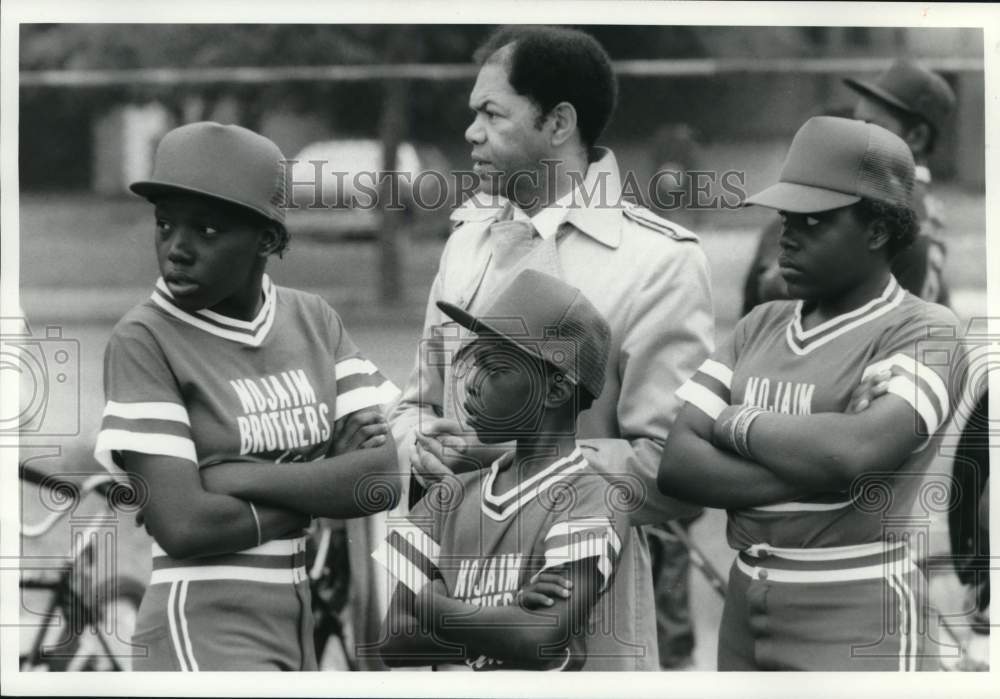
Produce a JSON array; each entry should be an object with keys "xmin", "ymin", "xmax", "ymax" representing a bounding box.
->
[
  {"xmin": 96, "ymin": 275, "xmax": 398, "ymax": 474},
  {"xmin": 374, "ymin": 448, "xmax": 643, "ymax": 671},
  {"xmin": 93, "ymin": 275, "xmax": 398, "ymax": 669},
  {"xmin": 676, "ymin": 276, "xmax": 960, "ymax": 550}
]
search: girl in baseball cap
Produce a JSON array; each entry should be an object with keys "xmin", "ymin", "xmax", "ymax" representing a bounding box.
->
[
  {"xmin": 659, "ymin": 116, "xmax": 962, "ymax": 670},
  {"xmin": 95, "ymin": 122, "xmax": 403, "ymax": 670}
]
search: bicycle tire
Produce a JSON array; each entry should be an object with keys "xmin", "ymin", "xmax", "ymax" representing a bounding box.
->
[{"xmin": 31, "ymin": 576, "xmax": 145, "ymax": 672}]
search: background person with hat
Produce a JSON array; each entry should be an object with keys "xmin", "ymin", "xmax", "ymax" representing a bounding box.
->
[
  {"xmin": 658, "ymin": 116, "xmax": 962, "ymax": 670},
  {"xmin": 375, "ymin": 269, "xmax": 637, "ymax": 671},
  {"xmin": 94, "ymin": 121, "xmax": 403, "ymax": 670},
  {"xmin": 847, "ymin": 58, "xmax": 956, "ymax": 305},
  {"xmin": 742, "ymin": 59, "xmax": 957, "ymax": 313},
  {"xmin": 386, "ymin": 25, "xmax": 711, "ymax": 671}
]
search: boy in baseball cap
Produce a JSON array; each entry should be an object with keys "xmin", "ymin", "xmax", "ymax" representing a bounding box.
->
[
  {"xmin": 98, "ymin": 121, "xmax": 402, "ymax": 670},
  {"xmin": 375, "ymin": 270, "xmax": 642, "ymax": 671}
]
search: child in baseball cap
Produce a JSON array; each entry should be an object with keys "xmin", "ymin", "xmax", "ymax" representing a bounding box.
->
[
  {"xmin": 97, "ymin": 122, "xmax": 402, "ymax": 670},
  {"xmin": 375, "ymin": 270, "xmax": 641, "ymax": 671},
  {"xmin": 439, "ymin": 268, "xmax": 611, "ymax": 443},
  {"xmin": 742, "ymin": 115, "xmax": 919, "ymax": 302},
  {"xmin": 659, "ymin": 115, "xmax": 961, "ymax": 670}
]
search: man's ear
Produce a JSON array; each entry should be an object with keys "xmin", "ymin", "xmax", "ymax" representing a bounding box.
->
[
  {"xmin": 547, "ymin": 101, "xmax": 579, "ymax": 148},
  {"xmin": 545, "ymin": 372, "xmax": 575, "ymax": 409},
  {"xmin": 258, "ymin": 225, "xmax": 282, "ymax": 257}
]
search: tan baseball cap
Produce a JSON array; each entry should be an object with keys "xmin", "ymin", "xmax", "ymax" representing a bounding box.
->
[
  {"xmin": 438, "ymin": 269, "xmax": 611, "ymax": 401},
  {"xmin": 744, "ymin": 116, "xmax": 915, "ymax": 214},
  {"xmin": 130, "ymin": 122, "xmax": 287, "ymax": 224}
]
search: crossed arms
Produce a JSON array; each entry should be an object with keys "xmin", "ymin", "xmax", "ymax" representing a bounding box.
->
[
  {"xmin": 377, "ymin": 561, "xmax": 600, "ymax": 670},
  {"xmin": 126, "ymin": 409, "xmax": 401, "ymax": 559},
  {"xmin": 657, "ymin": 369, "xmax": 928, "ymax": 508}
]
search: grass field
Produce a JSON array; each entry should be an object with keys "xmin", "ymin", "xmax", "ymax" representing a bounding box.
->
[{"xmin": 15, "ymin": 188, "xmax": 989, "ymax": 671}]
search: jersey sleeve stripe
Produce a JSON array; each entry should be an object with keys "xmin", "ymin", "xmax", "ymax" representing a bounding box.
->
[
  {"xmin": 371, "ymin": 540, "xmax": 430, "ymax": 595},
  {"xmin": 335, "ymin": 357, "xmax": 380, "ymax": 379},
  {"xmin": 387, "ymin": 530, "xmax": 441, "ymax": 578},
  {"xmin": 372, "ymin": 530, "xmax": 440, "ymax": 595},
  {"xmin": 887, "ymin": 377, "xmax": 942, "ymax": 435},
  {"xmin": 103, "ymin": 400, "xmax": 190, "ymax": 425},
  {"xmin": 337, "ymin": 371, "xmax": 394, "ymax": 395},
  {"xmin": 676, "ymin": 380, "xmax": 728, "ymax": 420},
  {"xmin": 865, "ymin": 353, "xmax": 949, "ymax": 433},
  {"xmin": 100, "ymin": 415, "xmax": 190, "ymax": 439},
  {"xmin": 94, "ymin": 429, "xmax": 197, "ymax": 470},
  {"xmin": 335, "ymin": 381, "xmax": 402, "ymax": 419},
  {"xmin": 903, "ymin": 356, "xmax": 949, "ymax": 418},
  {"xmin": 866, "ymin": 353, "xmax": 949, "ymax": 415},
  {"xmin": 891, "ymin": 369, "xmax": 945, "ymax": 429},
  {"xmin": 688, "ymin": 371, "xmax": 731, "ymax": 404},
  {"xmin": 541, "ymin": 535, "xmax": 617, "ymax": 592},
  {"xmin": 387, "ymin": 520, "xmax": 440, "ymax": 561},
  {"xmin": 545, "ymin": 517, "xmax": 613, "ymax": 539},
  {"xmin": 546, "ymin": 520, "xmax": 621, "ymax": 555},
  {"xmin": 700, "ymin": 359, "xmax": 733, "ymax": 389}
]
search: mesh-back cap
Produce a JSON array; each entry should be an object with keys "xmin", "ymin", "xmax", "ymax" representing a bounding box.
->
[
  {"xmin": 130, "ymin": 122, "xmax": 287, "ymax": 224},
  {"xmin": 437, "ymin": 269, "xmax": 611, "ymax": 401},
  {"xmin": 744, "ymin": 116, "xmax": 915, "ymax": 214}
]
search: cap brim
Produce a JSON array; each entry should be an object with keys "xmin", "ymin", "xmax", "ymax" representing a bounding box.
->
[
  {"xmin": 743, "ymin": 182, "xmax": 860, "ymax": 214},
  {"xmin": 437, "ymin": 301, "xmax": 498, "ymax": 335},
  {"xmin": 843, "ymin": 77, "xmax": 916, "ymax": 117},
  {"xmin": 436, "ymin": 300, "xmax": 547, "ymax": 364},
  {"xmin": 129, "ymin": 181, "xmax": 281, "ymax": 224}
]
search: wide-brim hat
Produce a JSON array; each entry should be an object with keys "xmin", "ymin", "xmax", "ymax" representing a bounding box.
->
[
  {"xmin": 130, "ymin": 121, "xmax": 287, "ymax": 224},
  {"xmin": 744, "ymin": 116, "xmax": 915, "ymax": 214}
]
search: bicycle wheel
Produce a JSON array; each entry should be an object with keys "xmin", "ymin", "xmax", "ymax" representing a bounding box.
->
[{"xmin": 59, "ymin": 576, "xmax": 145, "ymax": 671}]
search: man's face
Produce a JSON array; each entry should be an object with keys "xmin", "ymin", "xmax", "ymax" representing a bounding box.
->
[{"xmin": 465, "ymin": 55, "xmax": 552, "ymax": 205}]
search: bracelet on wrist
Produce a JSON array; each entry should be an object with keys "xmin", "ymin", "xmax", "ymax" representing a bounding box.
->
[
  {"xmin": 734, "ymin": 406, "xmax": 764, "ymax": 460},
  {"xmin": 247, "ymin": 501, "xmax": 263, "ymax": 547}
]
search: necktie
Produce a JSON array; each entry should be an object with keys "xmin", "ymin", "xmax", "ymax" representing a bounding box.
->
[
  {"xmin": 442, "ymin": 218, "xmax": 537, "ymax": 424},
  {"xmin": 474, "ymin": 219, "xmax": 539, "ymax": 311}
]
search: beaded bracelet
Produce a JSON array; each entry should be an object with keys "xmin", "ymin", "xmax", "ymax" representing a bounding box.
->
[{"xmin": 247, "ymin": 501, "xmax": 263, "ymax": 547}]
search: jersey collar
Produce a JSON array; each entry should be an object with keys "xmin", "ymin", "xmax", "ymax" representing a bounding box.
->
[
  {"xmin": 480, "ymin": 447, "xmax": 588, "ymax": 521},
  {"xmin": 150, "ymin": 274, "xmax": 278, "ymax": 347},
  {"xmin": 785, "ymin": 276, "xmax": 905, "ymax": 356}
]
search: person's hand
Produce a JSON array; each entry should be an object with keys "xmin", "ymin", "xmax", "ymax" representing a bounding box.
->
[
  {"xmin": 411, "ymin": 433, "xmax": 464, "ymax": 488},
  {"xmin": 421, "ymin": 418, "xmax": 470, "ymax": 456},
  {"xmin": 410, "ymin": 419, "xmax": 472, "ymax": 487},
  {"xmin": 517, "ymin": 571, "xmax": 573, "ymax": 610},
  {"xmin": 845, "ymin": 369, "xmax": 893, "ymax": 414},
  {"xmin": 333, "ymin": 407, "xmax": 389, "ymax": 454}
]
